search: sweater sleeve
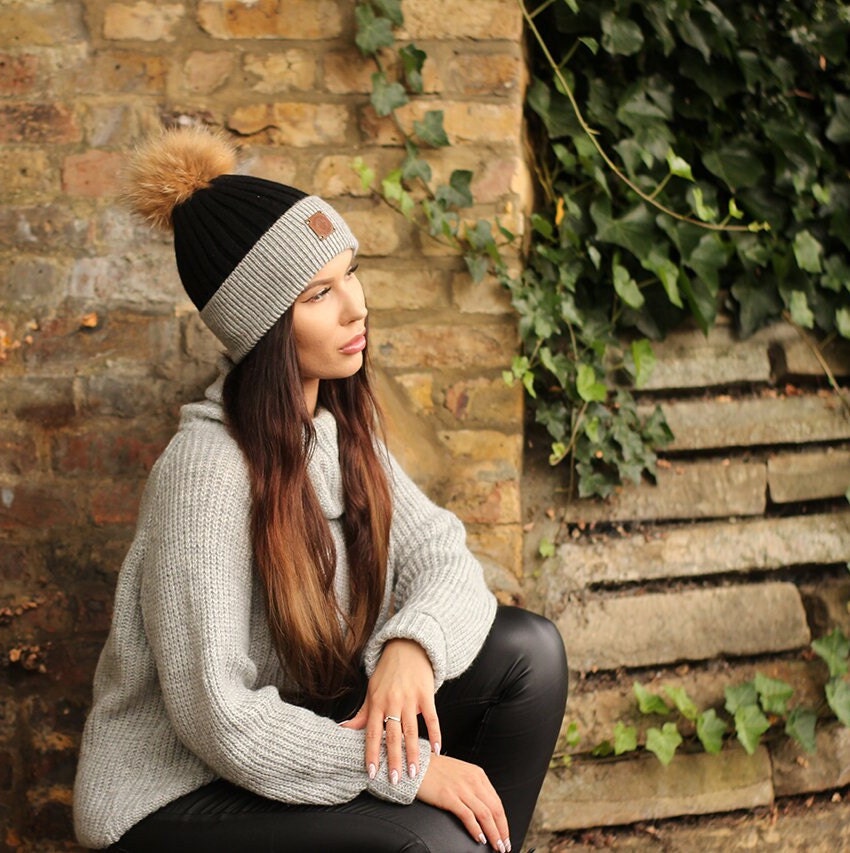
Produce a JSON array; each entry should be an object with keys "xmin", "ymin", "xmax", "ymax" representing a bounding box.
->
[
  {"xmin": 362, "ymin": 452, "xmax": 498, "ymax": 690},
  {"xmin": 139, "ymin": 427, "xmax": 428, "ymax": 807}
]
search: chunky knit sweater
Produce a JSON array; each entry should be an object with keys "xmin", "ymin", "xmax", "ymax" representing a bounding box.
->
[{"xmin": 73, "ymin": 372, "xmax": 497, "ymax": 849}]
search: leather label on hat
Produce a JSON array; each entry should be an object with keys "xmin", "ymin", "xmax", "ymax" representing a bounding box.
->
[{"xmin": 306, "ymin": 211, "xmax": 335, "ymax": 239}]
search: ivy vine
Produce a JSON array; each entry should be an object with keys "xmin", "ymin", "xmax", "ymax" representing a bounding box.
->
[{"xmin": 558, "ymin": 625, "xmax": 850, "ymax": 766}]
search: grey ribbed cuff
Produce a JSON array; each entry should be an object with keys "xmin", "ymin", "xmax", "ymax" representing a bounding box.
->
[{"xmin": 200, "ymin": 196, "xmax": 358, "ymax": 363}]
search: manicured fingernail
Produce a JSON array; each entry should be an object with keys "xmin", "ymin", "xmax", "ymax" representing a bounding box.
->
[
  {"xmin": 390, "ymin": 769, "xmax": 399, "ymax": 785},
  {"xmin": 478, "ymin": 834, "xmax": 486, "ymax": 845},
  {"xmin": 505, "ymin": 840, "xmax": 512, "ymax": 852},
  {"xmin": 434, "ymin": 742, "xmax": 441, "ymax": 755},
  {"xmin": 497, "ymin": 841, "xmax": 506, "ymax": 853},
  {"xmin": 408, "ymin": 763, "xmax": 417, "ymax": 779},
  {"xmin": 368, "ymin": 763, "xmax": 376, "ymax": 780}
]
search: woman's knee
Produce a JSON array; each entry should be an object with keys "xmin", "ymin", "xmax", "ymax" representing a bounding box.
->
[{"xmin": 492, "ymin": 607, "xmax": 568, "ymax": 692}]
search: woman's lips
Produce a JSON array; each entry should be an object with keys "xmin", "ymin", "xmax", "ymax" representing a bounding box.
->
[{"xmin": 340, "ymin": 334, "xmax": 367, "ymax": 355}]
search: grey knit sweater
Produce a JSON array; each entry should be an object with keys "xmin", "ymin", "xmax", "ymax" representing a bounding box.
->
[{"xmin": 73, "ymin": 372, "xmax": 497, "ymax": 849}]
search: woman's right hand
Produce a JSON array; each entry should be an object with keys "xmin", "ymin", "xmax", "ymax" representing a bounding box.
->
[{"xmin": 415, "ymin": 753, "xmax": 511, "ymax": 852}]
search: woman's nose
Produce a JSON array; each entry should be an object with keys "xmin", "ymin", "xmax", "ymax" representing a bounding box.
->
[{"xmin": 342, "ymin": 276, "xmax": 367, "ymax": 323}]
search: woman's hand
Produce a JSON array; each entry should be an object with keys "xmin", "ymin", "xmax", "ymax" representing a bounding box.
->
[
  {"xmin": 340, "ymin": 638, "xmax": 440, "ymax": 785},
  {"xmin": 416, "ymin": 753, "xmax": 510, "ymax": 852}
]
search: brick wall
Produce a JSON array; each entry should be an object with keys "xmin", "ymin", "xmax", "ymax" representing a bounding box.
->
[{"xmin": 0, "ymin": 1, "xmax": 526, "ymax": 848}]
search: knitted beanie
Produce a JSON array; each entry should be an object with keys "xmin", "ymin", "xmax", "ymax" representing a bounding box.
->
[{"xmin": 125, "ymin": 126, "xmax": 359, "ymax": 362}]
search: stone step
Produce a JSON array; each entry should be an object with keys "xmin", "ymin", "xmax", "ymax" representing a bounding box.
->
[
  {"xmin": 553, "ymin": 512, "xmax": 850, "ymax": 592},
  {"xmin": 536, "ymin": 747, "xmax": 773, "ymax": 832},
  {"xmin": 772, "ymin": 722, "xmax": 850, "ymax": 797},
  {"xmin": 554, "ymin": 582, "xmax": 810, "ymax": 672},
  {"xmin": 560, "ymin": 460, "xmax": 766, "ymax": 523},
  {"xmin": 642, "ymin": 394, "xmax": 850, "ymax": 451},
  {"xmin": 768, "ymin": 449, "xmax": 850, "ymax": 503},
  {"xmin": 561, "ymin": 660, "xmax": 825, "ymax": 756}
]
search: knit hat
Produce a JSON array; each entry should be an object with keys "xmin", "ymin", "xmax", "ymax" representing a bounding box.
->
[{"xmin": 125, "ymin": 126, "xmax": 359, "ymax": 362}]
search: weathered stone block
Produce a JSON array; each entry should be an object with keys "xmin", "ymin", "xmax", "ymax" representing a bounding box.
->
[
  {"xmin": 559, "ymin": 460, "xmax": 767, "ymax": 523},
  {"xmin": 183, "ymin": 51, "xmax": 236, "ymax": 95},
  {"xmin": 0, "ymin": 53, "xmax": 39, "ymax": 96},
  {"xmin": 370, "ymin": 322, "xmax": 517, "ymax": 369},
  {"xmin": 0, "ymin": 377, "xmax": 76, "ymax": 427},
  {"xmin": 61, "ymin": 151, "xmax": 125, "ymax": 198},
  {"xmin": 0, "ymin": 3, "xmax": 86, "ymax": 49},
  {"xmin": 73, "ymin": 51, "xmax": 168, "ymax": 95},
  {"xmin": 768, "ymin": 449, "xmax": 850, "ymax": 503},
  {"xmin": 772, "ymin": 722, "xmax": 850, "ymax": 796},
  {"xmin": 0, "ymin": 102, "xmax": 80, "ymax": 144},
  {"xmin": 0, "ymin": 483, "xmax": 80, "ymax": 530},
  {"xmin": 441, "ymin": 375, "xmax": 523, "ymax": 425},
  {"xmin": 90, "ymin": 479, "xmax": 145, "ymax": 526},
  {"xmin": 103, "ymin": 2, "xmax": 185, "ymax": 41},
  {"xmin": 651, "ymin": 395, "xmax": 850, "ymax": 451},
  {"xmin": 445, "ymin": 52, "xmax": 524, "ymax": 97},
  {"xmin": 555, "ymin": 582, "xmax": 810, "ymax": 672},
  {"xmin": 365, "ymin": 267, "xmax": 448, "ymax": 310},
  {"xmin": 555, "ymin": 512, "xmax": 850, "ymax": 591},
  {"xmin": 227, "ymin": 102, "xmax": 349, "ymax": 147},
  {"xmin": 197, "ymin": 0, "xmax": 343, "ymax": 40},
  {"xmin": 0, "ymin": 148, "xmax": 56, "ymax": 196},
  {"xmin": 400, "ymin": 0, "xmax": 522, "ymax": 39},
  {"xmin": 244, "ymin": 51, "xmax": 315, "ymax": 94},
  {"xmin": 536, "ymin": 748, "xmax": 773, "ymax": 831}
]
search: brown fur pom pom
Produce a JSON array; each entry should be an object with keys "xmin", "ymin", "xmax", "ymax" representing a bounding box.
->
[{"xmin": 125, "ymin": 126, "xmax": 238, "ymax": 231}]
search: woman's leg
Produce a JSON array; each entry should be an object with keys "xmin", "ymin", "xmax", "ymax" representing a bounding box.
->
[
  {"xmin": 108, "ymin": 779, "xmax": 486, "ymax": 853},
  {"xmin": 433, "ymin": 606, "xmax": 568, "ymax": 849}
]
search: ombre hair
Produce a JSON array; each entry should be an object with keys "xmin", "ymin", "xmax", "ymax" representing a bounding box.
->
[{"xmin": 222, "ymin": 311, "xmax": 391, "ymax": 701}]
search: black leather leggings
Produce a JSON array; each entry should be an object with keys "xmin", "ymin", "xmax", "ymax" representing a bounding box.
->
[{"xmin": 108, "ymin": 607, "xmax": 568, "ymax": 852}]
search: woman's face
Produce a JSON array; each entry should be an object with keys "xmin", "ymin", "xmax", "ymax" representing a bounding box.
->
[{"xmin": 291, "ymin": 250, "xmax": 367, "ymax": 413}]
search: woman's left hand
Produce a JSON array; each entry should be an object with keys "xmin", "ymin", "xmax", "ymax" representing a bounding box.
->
[{"xmin": 340, "ymin": 638, "xmax": 441, "ymax": 785}]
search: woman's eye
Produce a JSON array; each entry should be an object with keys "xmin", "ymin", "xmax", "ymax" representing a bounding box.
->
[
  {"xmin": 310, "ymin": 286, "xmax": 332, "ymax": 302},
  {"xmin": 346, "ymin": 263, "xmax": 359, "ymax": 278}
]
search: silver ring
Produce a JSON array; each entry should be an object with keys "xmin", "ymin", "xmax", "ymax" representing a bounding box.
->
[{"xmin": 383, "ymin": 715, "xmax": 401, "ymax": 724}]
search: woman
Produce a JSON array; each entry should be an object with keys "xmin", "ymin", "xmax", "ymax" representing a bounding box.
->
[{"xmin": 73, "ymin": 126, "xmax": 568, "ymax": 852}]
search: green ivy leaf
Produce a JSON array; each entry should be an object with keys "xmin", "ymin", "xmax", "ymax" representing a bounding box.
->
[
  {"xmin": 754, "ymin": 673, "xmax": 794, "ymax": 716},
  {"xmin": 793, "ymin": 230, "xmax": 824, "ymax": 274},
  {"xmin": 413, "ymin": 110, "xmax": 449, "ymax": 147},
  {"xmin": 645, "ymin": 722, "xmax": 682, "ymax": 765},
  {"xmin": 812, "ymin": 628, "xmax": 850, "ymax": 678},
  {"xmin": 703, "ymin": 145, "xmax": 766, "ymax": 191},
  {"xmin": 785, "ymin": 707, "xmax": 818, "ymax": 754},
  {"xmin": 825, "ymin": 678, "xmax": 850, "ymax": 726},
  {"xmin": 435, "ymin": 170, "xmax": 473, "ymax": 208},
  {"xmin": 538, "ymin": 537, "xmax": 556, "ymax": 558},
  {"xmin": 352, "ymin": 156, "xmax": 375, "ymax": 190},
  {"xmin": 696, "ymin": 708, "xmax": 727, "ymax": 754},
  {"xmin": 641, "ymin": 245, "xmax": 683, "ymax": 308},
  {"xmin": 630, "ymin": 339, "xmax": 656, "ymax": 388},
  {"xmin": 370, "ymin": 71, "xmax": 409, "ymax": 116},
  {"xmin": 614, "ymin": 721, "xmax": 638, "ymax": 755},
  {"xmin": 826, "ymin": 94, "xmax": 850, "ymax": 144},
  {"xmin": 836, "ymin": 307, "xmax": 850, "ymax": 340},
  {"xmin": 688, "ymin": 186, "xmax": 718, "ymax": 223},
  {"xmin": 576, "ymin": 363, "xmax": 607, "ymax": 402},
  {"xmin": 591, "ymin": 739, "xmax": 614, "ymax": 757},
  {"xmin": 613, "ymin": 261, "xmax": 645, "ymax": 309},
  {"xmin": 565, "ymin": 720, "xmax": 581, "ymax": 748},
  {"xmin": 725, "ymin": 681, "xmax": 758, "ymax": 715},
  {"xmin": 734, "ymin": 704, "xmax": 770, "ymax": 754},
  {"xmin": 634, "ymin": 682, "xmax": 671, "ymax": 716},
  {"xmin": 381, "ymin": 169, "xmax": 414, "ymax": 217},
  {"xmin": 354, "ymin": 4, "xmax": 395, "ymax": 54},
  {"xmin": 666, "ymin": 149, "xmax": 694, "ymax": 181},
  {"xmin": 601, "ymin": 10, "xmax": 645, "ymax": 56},
  {"xmin": 400, "ymin": 43, "xmax": 426, "ymax": 93},
  {"xmin": 369, "ymin": 0, "xmax": 403, "ymax": 26},
  {"xmin": 663, "ymin": 685, "xmax": 700, "ymax": 721},
  {"xmin": 789, "ymin": 290, "xmax": 815, "ymax": 329}
]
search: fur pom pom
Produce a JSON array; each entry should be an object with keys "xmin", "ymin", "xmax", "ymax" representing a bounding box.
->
[{"xmin": 125, "ymin": 126, "xmax": 238, "ymax": 231}]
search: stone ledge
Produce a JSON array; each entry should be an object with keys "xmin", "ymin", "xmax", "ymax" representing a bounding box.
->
[
  {"xmin": 772, "ymin": 722, "xmax": 850, "ymax": 797},
  {"xmin": 560, "ymin": 461, "xmax": 766, "ymax": 524},
  {"xmin": 554, "ymin": 583, "xmax": 810, "ymax": 672},
  {"xmin": 554, "ymin": 512, "xmax": 850, "ymax": 591},
  {"xmin": 768, "ymin": 449, "xmax": 850, "ymax": 503},
  {"xmin": 643, "ymin": 395, "xmax": 850, "ymax": 451},
  {"xmin": 536, "ymin": 747, "xmax": 773, "ymax": 832}
]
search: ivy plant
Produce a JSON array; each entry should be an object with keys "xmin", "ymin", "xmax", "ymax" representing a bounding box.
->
[{"xmin": 560, "ymin": 625, "xmax": 850, "ymax": 766}]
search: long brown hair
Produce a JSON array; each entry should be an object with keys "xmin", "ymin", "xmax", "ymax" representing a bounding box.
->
[{"xmin": 222, "ymin": 311, "xmax": 392, "ymax": 701}]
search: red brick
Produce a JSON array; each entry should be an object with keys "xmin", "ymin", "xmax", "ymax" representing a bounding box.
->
[
  {"xmin": 0, "ymin": 427, "xmax": 39, "ymax": 476},
  {"xmin": 0, "ymin": 53, "xmax": 39, "ymax": 95},
  {"xmin": 0, "ymin": 484, "xmax": 79, "ymax": 530},
  {"xmin": 73, "ymin": 51, "xmax": 168, "ymax": 94},
  {"xmin": 61, "ymin": 150, "xmax": 124, "ymax": 198},
  {"xmin": 0, "ymin": 102, "xmax": 81, "ymax": 144},
  {"xmin": 90, "ymin": 479, "xmax": 145, "ymax": 526},
  {"xmin": 52, "ymin": 427, "xmax": 168, "ymax": 475}
]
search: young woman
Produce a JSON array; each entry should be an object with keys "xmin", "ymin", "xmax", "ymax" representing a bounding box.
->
[{"xmin": 73, "ymin": 126, "xmax": 568, "ymax": 853}]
